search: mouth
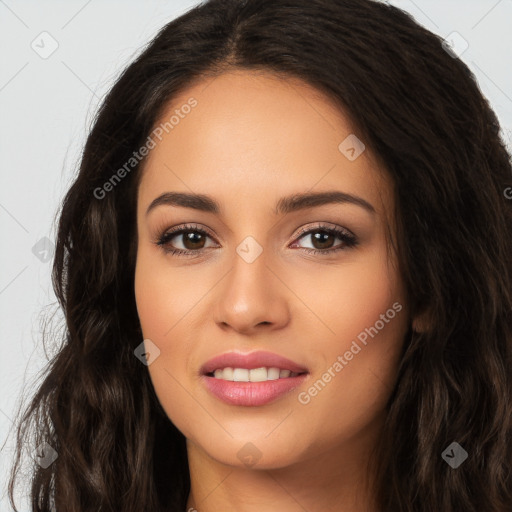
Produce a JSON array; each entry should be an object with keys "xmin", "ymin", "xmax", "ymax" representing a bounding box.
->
[
  {"xmin": 200, "ymin": 350, "xmax": 309, "ymax": 406},
  {"xmin": 205, "ymin": 367, "xmax": 307, "ymax": 381}
]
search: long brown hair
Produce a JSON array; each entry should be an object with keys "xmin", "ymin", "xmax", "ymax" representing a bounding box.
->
[{"xmin": 9, "ymin": 0, "xmax": 512, "ymax": 510}]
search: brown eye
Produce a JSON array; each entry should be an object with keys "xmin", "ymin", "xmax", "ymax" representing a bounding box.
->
[
  {"xmin": 309, "ymin": 231, "xmax": 337, "ymax": 250},
  {"xmin": 291, "ymin": 225, "xmax": 358, "ymax": 254},
  {"xmin": 155, "ymin": 224, "xmax": 217, "ymax": 256},
  {"xmin": 158, "ymin": 229, "xmax": 211, "ymax": 250},
  {"xmin": 181, "ymin": 231, "xmax": 207, "ymax": 250}
]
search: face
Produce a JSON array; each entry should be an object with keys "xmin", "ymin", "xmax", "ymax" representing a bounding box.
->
[{"xmin": 134, "ymin": 69, "xmax": 411, "ymax": 470}]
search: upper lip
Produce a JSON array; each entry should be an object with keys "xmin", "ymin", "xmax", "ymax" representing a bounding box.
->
[{"xmin": 200, "ymin": 350, "xmax": 309, "ymax": 375}]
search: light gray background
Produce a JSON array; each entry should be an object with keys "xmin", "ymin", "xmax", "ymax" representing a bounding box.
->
[{"xmin": 1, "ymin": 0, "xmax": 511, "ymax": 509}]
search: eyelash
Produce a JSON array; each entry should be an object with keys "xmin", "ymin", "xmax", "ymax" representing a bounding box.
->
[{"xmin": 153, "ymin": 222, "xmax": 358, "ymax": 257}]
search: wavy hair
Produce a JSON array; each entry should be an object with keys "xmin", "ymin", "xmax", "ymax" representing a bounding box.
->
[{"xmin": 8, "ymin": 0, "xmax": 512, "ymax": 510}]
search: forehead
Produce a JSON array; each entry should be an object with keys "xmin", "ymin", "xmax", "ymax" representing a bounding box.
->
[{"xmin": 137, "ymin": 70, "xmax": 392, "ymax": 221}]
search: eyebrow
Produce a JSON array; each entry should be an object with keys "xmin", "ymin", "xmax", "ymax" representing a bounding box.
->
[{"xmin": 145, "ymin": 190, "xmax": 376, "ymax": 217}]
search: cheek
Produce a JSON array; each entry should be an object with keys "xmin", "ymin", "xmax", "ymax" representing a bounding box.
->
[
  {"xmin": 289, "ymin": 244, "xmax": 403, "ymax": 352},
  {"xmin": 293, "ymin": 248, "xmax": 407, "ymax": 439},
  {"xmin": 134, "ymin": 245, "xmax": 207, "ymax": 339},
  {"xmin": 327, "ymin": 248, "xmax": 407, "ymax": 384},
  {"xmin": 334, "ymin": 259, "xmax": 398, "ymax": 342},
  {"xmin": 134, "ymin": 247, "xmax": 211, "ymax": 437}
]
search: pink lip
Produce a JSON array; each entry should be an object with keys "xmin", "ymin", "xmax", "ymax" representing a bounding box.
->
[
  {"xmin": 202, "ymin": 374, "xmax": 309, "ymax": 406},
  {"xmin": 200, "ymin": 350, "xmax": 309, "ymax": 407},
  {"xmin": 200, "ymin": 350, "xmax": 308, "ymax": 375}
]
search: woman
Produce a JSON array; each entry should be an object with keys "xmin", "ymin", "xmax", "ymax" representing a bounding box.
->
[{"xmin": 9, "ymin": 0, "xmax": 512, "ymax": 510}]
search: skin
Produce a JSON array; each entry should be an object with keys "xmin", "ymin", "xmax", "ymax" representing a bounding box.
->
[{"xmin": 134, "ymin": 69, "xmax": 419, "ymax": 512}]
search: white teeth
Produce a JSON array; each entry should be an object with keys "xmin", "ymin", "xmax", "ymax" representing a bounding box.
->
[
  {"xmin": 233, "ymin": 368, "xmax": 249, "ymax": 381},
  {"xmin": 222, "ymin": 367, "xmax": 234, "ymax": 380},
  {"xmin": 267, "ymin": 367, "xmax": 280, "ymax": 380},
  {"xmin": 211, "ymin": 366, "xmax": 301, "ymax": 382},
  {"xmin": 249, "ymin": 367, "xmax": 268, "ymax": 382}
]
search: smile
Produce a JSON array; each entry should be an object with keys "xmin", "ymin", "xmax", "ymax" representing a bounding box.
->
[
  {"xmin": 209, "ymin": 367, "xmax": 303, "ymax": 381},
  {"xmin": 200, "ymin": 350, "xmax": 309, "ymax": 406}
]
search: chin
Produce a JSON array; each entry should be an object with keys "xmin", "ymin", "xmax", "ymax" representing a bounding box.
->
[{"xmin": 193, "ymin": 434, "xmax": 307, "ymax": 470}]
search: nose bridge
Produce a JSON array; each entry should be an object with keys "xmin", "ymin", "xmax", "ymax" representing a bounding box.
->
[
  {"xmin": 213, "ymin": 232, "xmax": 289, "ymax": 332},
  {"xmin": 225, "ymin": 234, "xmax": 272, "ymax": 309}
]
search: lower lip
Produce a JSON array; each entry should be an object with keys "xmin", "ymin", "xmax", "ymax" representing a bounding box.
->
[{"xmin": 201, "ymin": 373, "xmax": 309, "ymax": 406}]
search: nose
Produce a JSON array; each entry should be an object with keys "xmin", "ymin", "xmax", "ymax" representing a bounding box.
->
[{"xmin": 213, "ymin": 244, "xmax": 291, "ymax": 335}]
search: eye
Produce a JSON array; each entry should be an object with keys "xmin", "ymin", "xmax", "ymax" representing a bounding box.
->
[
  {"xmin": 154, "ymin": 223, "xmax": 218, "ymax": 256},
  {"xmin": 153, "ymin": 222, "xmax": 358, "ymax": 257},
  {"xmin": 290, "ymin": 224, "xmax": 358, "ymax": 255}
]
